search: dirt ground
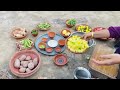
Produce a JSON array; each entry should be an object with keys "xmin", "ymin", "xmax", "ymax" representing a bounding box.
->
[{"xmin": 0, "ymin": 11, "xmax": 120, "ymax": 79}]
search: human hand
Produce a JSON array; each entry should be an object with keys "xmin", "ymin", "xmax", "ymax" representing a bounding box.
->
[
  {"xmin": 92, "ymin": 54, "xmax": 120, "ymax": 65},
  {"xmin": 82, "ymin": 32, "xmax": 93, "ymax": 40}
]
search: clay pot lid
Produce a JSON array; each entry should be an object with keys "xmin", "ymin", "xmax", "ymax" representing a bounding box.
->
[
  {"xmin": 54, "ymin": 54, "xmax": 68, "ymax": 66},
  {"xmin": 46, "ymin": 47, "xmax": 53, "ymax": 53}
]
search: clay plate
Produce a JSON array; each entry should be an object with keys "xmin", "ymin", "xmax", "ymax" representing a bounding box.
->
[{"xmin": 54, "ymin": 54, "xmax": 68, "ymax": 66}]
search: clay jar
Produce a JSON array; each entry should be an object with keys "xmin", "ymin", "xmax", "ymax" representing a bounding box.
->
[
  {"xmin": 55, "ymin": 47, "xmax": 62, "ymax": 53},
  {"xmin": 58, "ymin": 39, "xmax": 65, "ymax": 47},
  {"xmin": 48, "ymin": 32, "xmax": 55, "ymax": 39},
  {"xmin": 45, "ymin": 47, "xmax": 53, "ymax": 53},
  {"xmin": 38, "ymin": 42, "xmax": 46, "ymax": 50},
  {"xmin": 41, "ymin": 38, "xmax": 48, "ymax": 43}
]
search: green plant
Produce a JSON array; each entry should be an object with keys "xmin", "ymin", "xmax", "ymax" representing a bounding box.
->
[
  {"xmin": 31, "ymin": 30, "xmax": 38, "ymax": 34},
  {"xmin": 38, "ymin": 23, "xmax": 51, "ymax": 29},
  {"xmin": 66, "ymin": 19, "xmax": 76, "ymax": 26}
]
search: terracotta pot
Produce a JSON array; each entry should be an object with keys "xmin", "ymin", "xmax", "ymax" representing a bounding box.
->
[
  {"xmin": 53, "ymin": 54, "xmax": 68, "ymax": 66},
  {"xmin": 66, "ymin": 19, "xmax": 75, "ymax": 28},
  {"xmin": 41, "ymin": 38, "xmax": 48, "ymax": 43},
  {"xmin": 31, "ymin": 30, "xmax": 38, "ymax": 37},
  {"xmin": 32, "ymin": 33, "xmax": 38, "ymax": 37},
  {"xmin": 58, "ymin": 39, "xmax": 65, "ymax": 47},
  {"xmin": 61, "ymin": 29, "xmax": 71, "ymax": 38},
  {"xmin": 55, "ymin": 47, "xmax": 62, "ymax": 53},
  {"xmin": 45, "ymin": 47, "xmax": 53, "ymax": 53},
  {"xmin": 9, "ymin": 50, "xmax": 41, "ymax": 77},
  {"xmin": 38, "ymin": 42, "xmax": 46, "ymax": 50},
  {"xmin": 48, "ymin": 32, "xmax": 56, "ymax": 39}
]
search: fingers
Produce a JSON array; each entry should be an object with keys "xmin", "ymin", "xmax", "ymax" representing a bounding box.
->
[
  {"xmin": 82, "ymin": 35, "xmax": 91, "ymax": 41},
  {"xmin": 92, "ymin": 59, "xmax": 113, "ymax": 65},
  {"xmin": 81, "ymin": 35, "xmax": 87, "ymax": 40},
  {"xmin": 99, "ymin": 54, "xmax": 116, "ymax": 59},
  {"xmin": 99, "ymin": 55, "xmax": 112, "ymax": 59}
]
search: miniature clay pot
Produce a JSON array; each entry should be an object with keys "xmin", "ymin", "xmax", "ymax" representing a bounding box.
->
[
  {"xmin": 58, "ymin": 39, "xmax": 65, "ymax": 47},
  {"xmin": 48, "ymin": 32, "xmax": 56, "ymax": 39},
  {"xmin": 55, "ymin": 47, "xmax": 62, "ymax": 53},
  {"xmin": 41, "ymin": 38, "xmax": 48, "ymax": 43},
  {"xmin": 31, "ymin": 30, "xmax": 38, "ymax": 37},
  {"xmin": 38, "ymin": 42, "xmax": 46, "ymax": 50},
  {"xmin": 45, "ymin": 47, "xmax": 53, "ymax": 53}
]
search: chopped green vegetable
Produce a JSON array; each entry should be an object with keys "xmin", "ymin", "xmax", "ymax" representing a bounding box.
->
[
  {"xmin": 21, "ymin": 38, "xmax": 33, "ymax": 49},
  {"xmin": 66, "ymin": 19, "xmax": 76, "ymax": 26},
  {"xmin": 31, "ymin": 30, "xmax": 38, "ymax": 34},
  {"xmin": 37, "ymin": 23, "xmax": 51, "ymax": 30}
]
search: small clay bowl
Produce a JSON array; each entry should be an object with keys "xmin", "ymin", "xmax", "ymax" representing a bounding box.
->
[
  {"xmin": 41, "ymin": 38, "xmax": 48, "ymax": 43},
  {"xmin": 31, "ymin": 30, "xmax": 38, "ymax": 37},
  {"xmin": 61, "ymin": 29, "xmax": 71, "ymax": 38},
  {"xmin": 32, "ymin": 34, "xmax": 38, "ymax": 37},
  {"xmin": 58, "ymin": 39, "xmax": 65, "ymax": 47},
  {"xmin": 45, "ymin": 47, "xmax": 53, "ymax": 53},
  {"xmin": 54, "ymin": 54, "xmax": 68, "ymax": 66},
  {"xmin": 66, "ymin": 19, "xmax": 75, "ymax": 28},
  {"xmin": 48, "ymin": 32, "xmax": 56, "ymax": 39},
  {"xmin": 38, "ymin": 42, "xmax": 46, "ymax": 50},
  {"xmin": 55, "ymin": 47, "xmax": 62, "ymax": 53}
]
